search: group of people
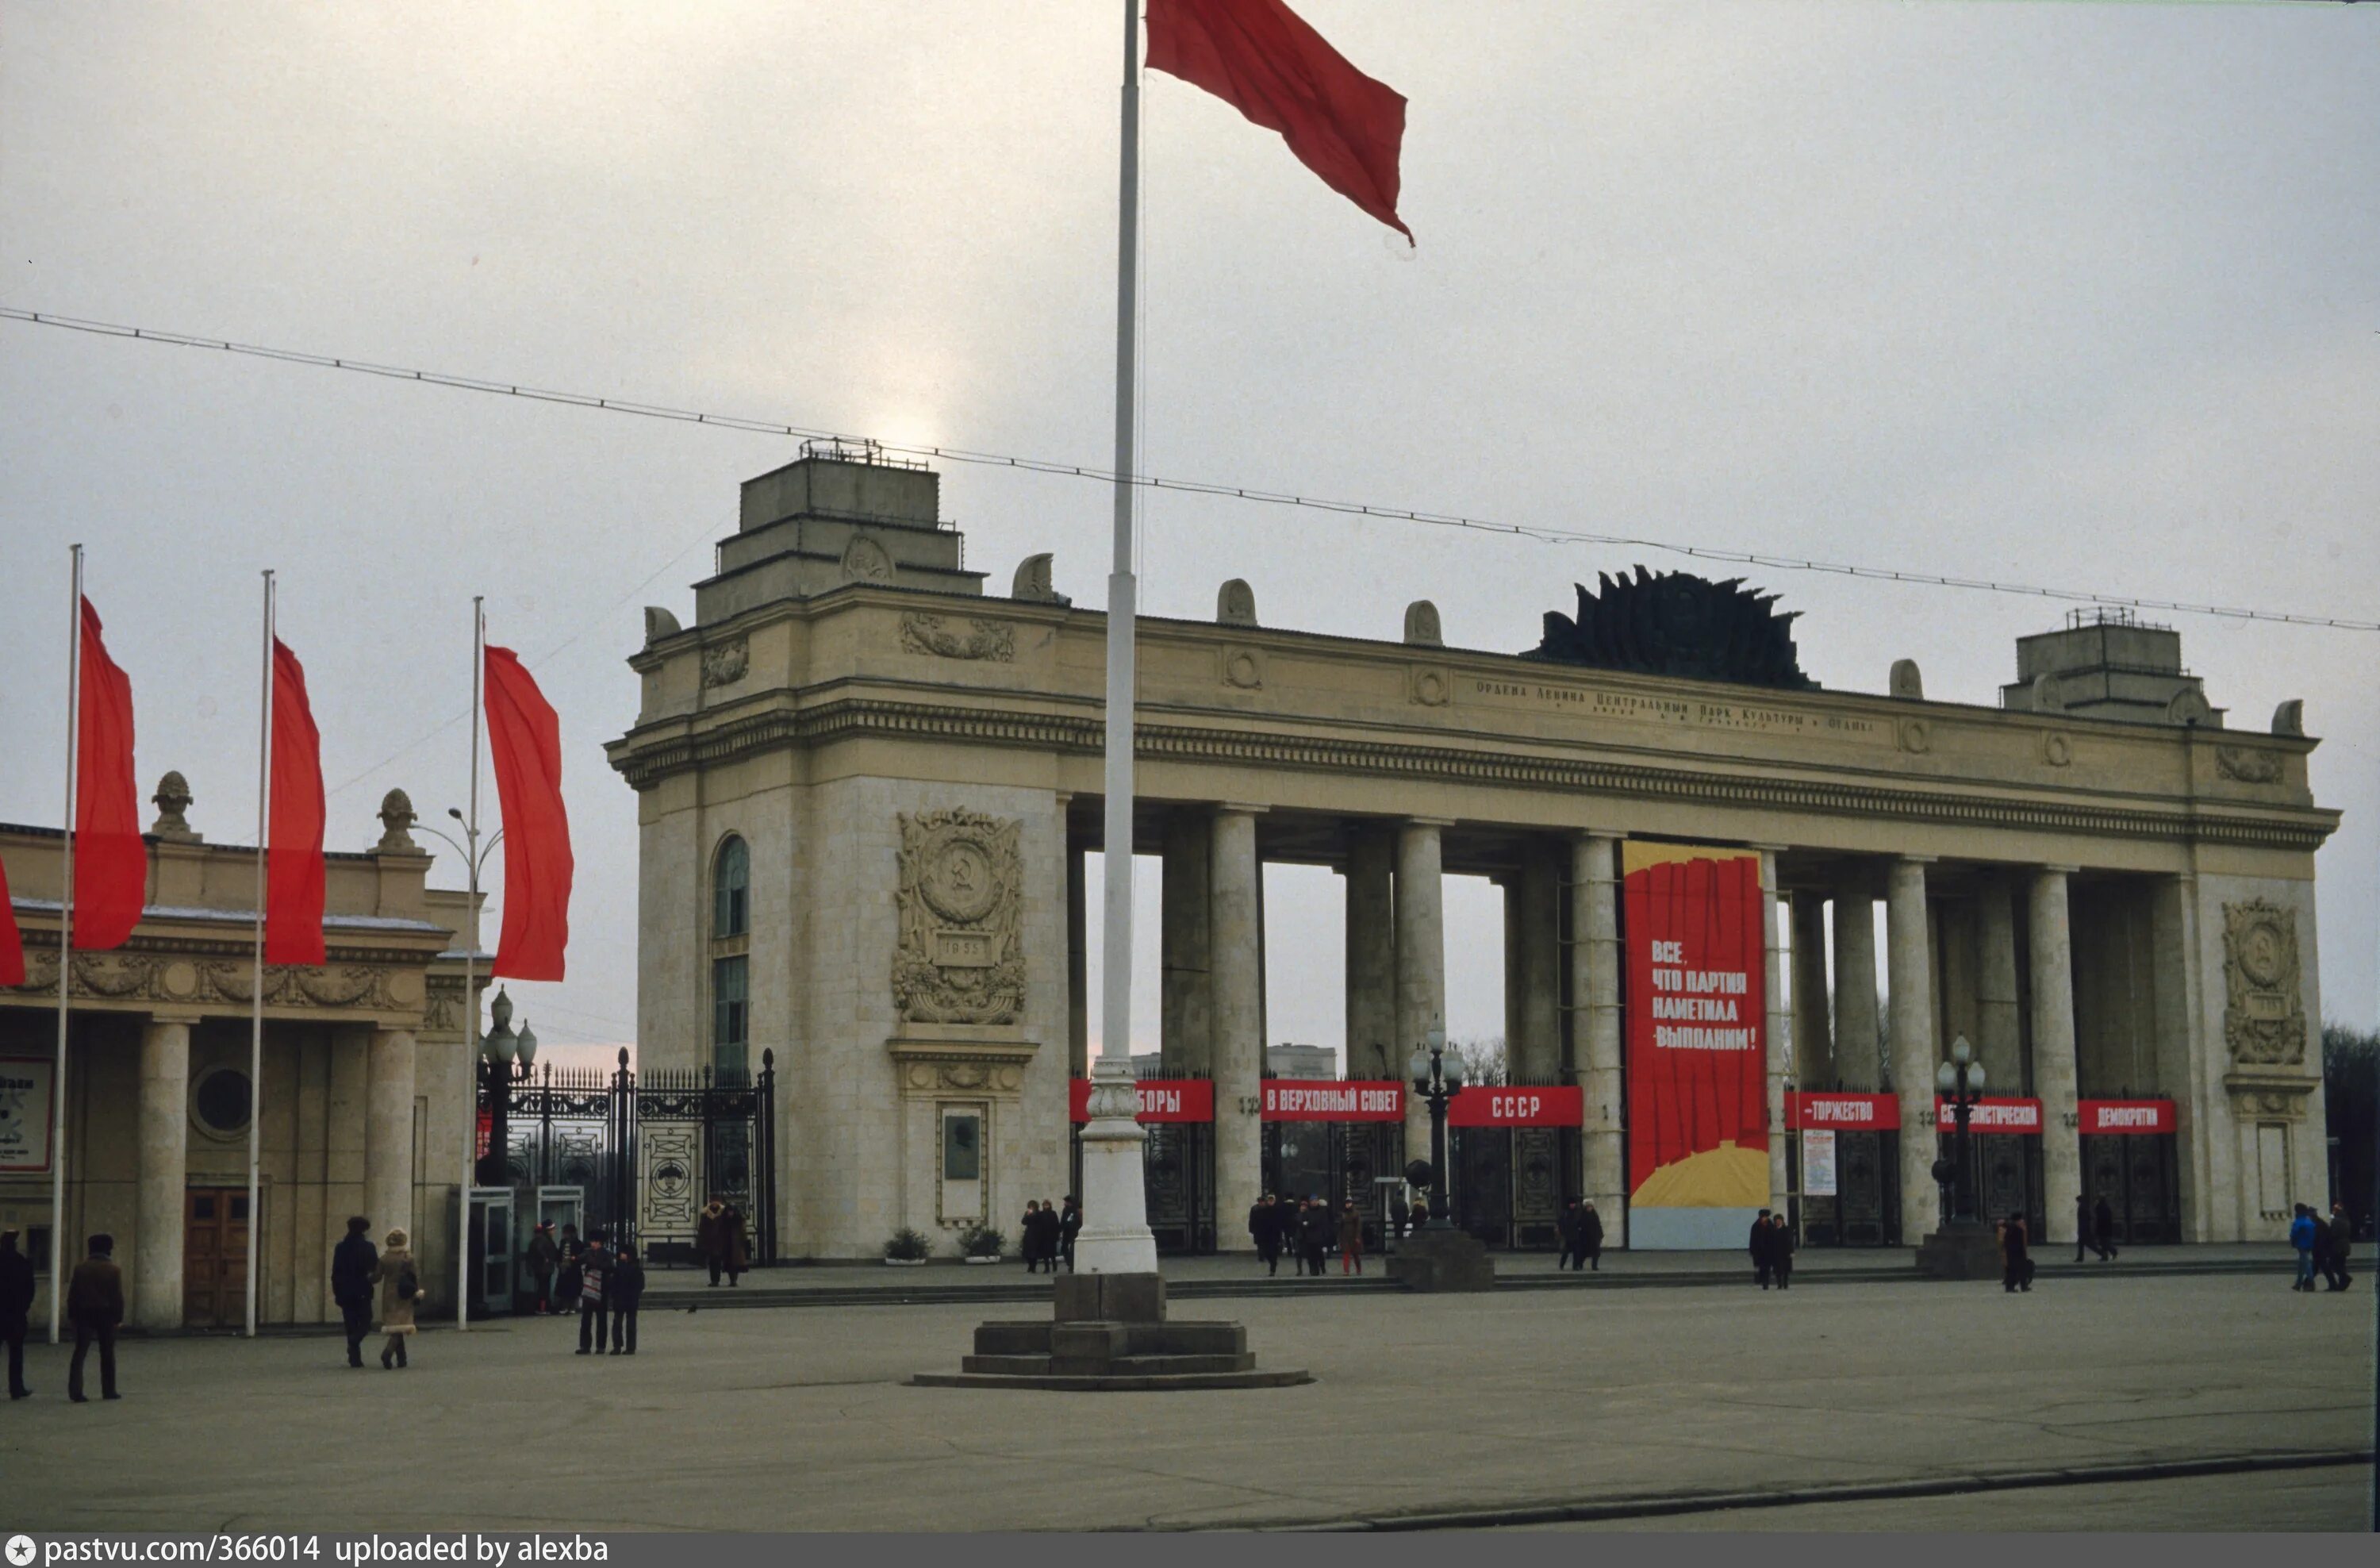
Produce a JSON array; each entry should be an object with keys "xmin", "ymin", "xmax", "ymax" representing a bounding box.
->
[
  {"xmin": 2288, "ymin": 1201, "xmax": 2356, "ymax": 1293},
  {"xmin": 1, "ymin": 1226, "xmax": 123, "ymax": 1402},
  {"xmin": 329, "ymin": 1216, "xmax": 424, "ymax": 1368},
  {"xmin": 1246, "ymin": 1194, "xmax": 1366, "ymax": 1276},
  {"xmin": 1019, "ymin": 1197, "xmax": 1081, "ymax": 1273},
  {"xmin": 1556, "ymin": 1200, "xmax": 1605, "ymax": 1270},
  {"xmin": 2073, "ymin": 1195, "xmax": 2121, "ymax": 1262},
  {"xmin": 520, "ymin": 1219, "xmax": 650, "ymax": 1348},
  {"xmin": 1747, "ymin": 1209, "xmax": 1798, "ymax": 1289}
]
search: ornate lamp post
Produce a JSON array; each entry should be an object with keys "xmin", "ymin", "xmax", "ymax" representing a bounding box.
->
[
  {"xmin": 1932, "ymin": 1033, "xmax": 1987, "ymax": 1228},
  {"xmin": 475, "ymin": 988, "xmax": 530, "ymax": 1186},
  {"xmin": 1405, "ymin": 1026, "xmax": 1461, "ymax": 1230}
]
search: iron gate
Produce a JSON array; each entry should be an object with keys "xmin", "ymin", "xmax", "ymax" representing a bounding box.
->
[
  {"xmin": 2082, "ymin": 1132, "xmax": 2181, "ymax": 1243},
  {"xmin": 1445, "ymin": 1127, "xmax": 1569, "ymax": 1248},
  {"xmin": 1795, "ymin": 1130, "xmax": 1900, "ymax": 1246},
  {"xmin": 1262, "ymin": 1121, "xmax": 1401, "ymax": 1251}
]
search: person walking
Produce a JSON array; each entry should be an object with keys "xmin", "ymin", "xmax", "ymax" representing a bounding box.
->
[
  {"xmin": 718, "ymin": 1201, "xmax": 752, "ymax": 1286},
  {"xmin": 609, "ymin": 1242, "xmax": 645, "ymax": 1355},
  {"xmin": 2002, "ymin": 1211, "xmax": 2032, "ymax": 1293},
  {"xmin": 524, "ymin": 1220, "xmax": 560, "ymax": 1314},
  {"xmin": 2, "ymin": 1228, "xmax": 36, "ymax": 1400},
  {"xmin": 2073, "ymin": 1193, "xmax": 2090, "ymax": 1263},
  {"xmin": 1557, "ymin": 1201, "xmax": 1582, "ymax": 1270},
  {"xmin": 65, "ymin": 1234, "xmax": 125, "ymax": 1401},
  {"xmin": 1768, "ymin": 1213, "xmax": 1796, "ymax": 1290},
  {"xmin": 2092, "ymin": 1196, "xmax": 2120, "ymax": 1261},
  {"xmin": 2289, "ymin": 1203, "xmax": 2319, "ymax": 1291},
  {"xmin": 1249, "ymin": 1195, "xmax": 1280, "ymax": 1276},
  {"xmin": 2322, "ymin": 1202, "xmax": 2354, "ymax": 1292},
  {"xmin": 576, "ymin": 1230, "xmax": 613, "ymax": 1354},
  {"xmin": 1019, "ymin": 1200, "xmax": 1045, "ymax": 1273},
  {"xmin": 1298, "ymin": 1197, "xmax": 1330, "ymax": 1278},
  {"xmin": 369, "ymin": 1227, "xmax": 419, "ymax": 1370},
  {"xmin": 697, "ymin": 1199, "xmax": 749, "ymax": 1287},
  {"xmin": 330, "ymin": 1216, "xmax": 379, "ymax": 1369},
  {"xmin": 1337, "ymin": 1201, "xmax": 1365, "ymax": 1276},
  {"xmin": 1580, "ymin": 1201, "xmax": 1605, "ymax": 1272},
  {"xmin": 1059, "ymin": 1196, "xmax": 1082, "ymax": 1274},
  {"xmin": 1750, "ymin": 1209, "xmax": 1774, "ymax": 1288}
]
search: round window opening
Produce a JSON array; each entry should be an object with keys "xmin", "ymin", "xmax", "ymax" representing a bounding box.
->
[{"xmin": 192, "ymin": 1066, "xmax": 253, "ymax": 1139}]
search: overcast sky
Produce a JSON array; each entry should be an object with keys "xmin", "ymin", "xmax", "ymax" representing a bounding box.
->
[{"xmin": 3, "ymin": 1, "xmax": 2374, "ymax": 1069}]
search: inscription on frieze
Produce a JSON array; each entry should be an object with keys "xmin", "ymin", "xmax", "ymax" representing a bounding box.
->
[{"xmin": 1467, "ymin": 680, "xmax": 1883, "ymax": 740}]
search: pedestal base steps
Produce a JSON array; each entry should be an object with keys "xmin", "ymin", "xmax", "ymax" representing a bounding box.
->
[
  {"xmin": 1915, "ymin": 1223, "xmax": 2009, "ymax": 1280},
  {"xmin": 1385, "ymin": 1228, "xmax": 1497, "ymax": 1292},
  {"xmin": 909, "ymin": 1271, "xmax": 1313, "ymax": 1391}
]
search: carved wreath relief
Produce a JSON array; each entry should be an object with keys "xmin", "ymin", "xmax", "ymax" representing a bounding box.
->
[
  {"xmin": 892, "ymin": 809, "xmax": 1026, "ymax": 1024},
  {"xmin": 900, "ymin": 613, "xmax": 1015, "ymax": 663},
  {"xmin": 2215, "ymin": 746, "xmax": 2283, "ymax": 785},
  {"xmin": 2222, "ymin": 899, "xmax": 2305, "ymax": 1066},
  {"xmin": 700, "ymin": 637, "xmax": 750, "ymax": 688}
]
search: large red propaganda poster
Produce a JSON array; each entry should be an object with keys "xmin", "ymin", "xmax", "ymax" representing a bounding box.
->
[{"xmin": 1623, "ymin": 842, "xmax": 1769, "ymax": 1247}]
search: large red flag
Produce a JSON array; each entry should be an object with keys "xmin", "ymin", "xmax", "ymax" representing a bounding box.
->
[
  {"xmin": 265, "ymin": 638, "xmax": 327, "ymax": 966},
  {"xmin": 1146, "ymin": 0, "xmax": 1411, "ymax": 242},
  {"xmin": 484, "ymin": 644, "xmax": 572, "ymax": 980},
  {"xmin": 74, "ymin": 598, "xmax": 145, "ymax": 951},
  {"xmin": 0, "ymin": 853, "xmax": 25, "ymax": 986}
]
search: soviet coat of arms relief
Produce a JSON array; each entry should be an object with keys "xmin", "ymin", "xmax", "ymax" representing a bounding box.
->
[
  {"xmin": 892, "ymin": 809, "xmax": 1027, "ymax": 1027},
  {"xmin": 2221, "ymin": 898, "xmax": 2312, "ymax": 1119}
]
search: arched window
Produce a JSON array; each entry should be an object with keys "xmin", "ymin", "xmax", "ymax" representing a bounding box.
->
[{"xmin": 713, "ymin": 835, "xmax": 750, "ymax": 938}]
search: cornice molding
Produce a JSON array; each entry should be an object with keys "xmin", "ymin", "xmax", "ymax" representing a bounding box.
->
[{"xmin": 606, "ymin": 695, "xmax": 2337, "ymax": 854}]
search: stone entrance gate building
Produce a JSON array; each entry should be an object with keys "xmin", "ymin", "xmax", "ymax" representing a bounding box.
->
[{"xmin": 607, "ymin": 451, "xmax": 2336, "ymax": 1259}]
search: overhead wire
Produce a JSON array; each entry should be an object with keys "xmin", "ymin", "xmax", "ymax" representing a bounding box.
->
[{"xmin": 6, "ymin": 303, "xmax": 2374, "ymax": 633}]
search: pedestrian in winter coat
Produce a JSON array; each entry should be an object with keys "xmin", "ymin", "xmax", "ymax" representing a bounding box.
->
[
  {"xmin": 2290, "ymin": 1205, "xmax": 2319, "ymax": 1291},
  {"xmin": 1035, "ymin": 1201, "xmax": 1064, "ymax": 1271},
  {"xmin": 1020, "ymin": 1201, "xmax": 1046, "ymax": 1272},
  {"xmin": 369, "ymin": 1228, "xmax": 419, "ymax": 1370},
  {"xmin": 2, "ymin": 1228, "xmax": 37, "ymax": 1400},
  {"xmin": 1337, "ymin": 1203, "xmax": 1365, "ymax": 1275},
  {"xmin": 2322, "ymin": 1203, "xmax": 2355, "ymax": 1292},
  {"xmin": 1768, "ymin": 1215, "xmax": 1796, "ymax": 1289},
  {"xmin": 2002, "ymin": 1213, "xmax": 2033, "ymax": 1292},
  {"xmin": 556, "ymin": 1223, "xmax": 585, "ymax": 1305},
  {"xmin": 1059, "ymin": 1197, "xmax": 1083, "ymax": 1274},
  {"xmin": 1249, "ymin": 1197, "xmax": 1281, "ymax": 1275},
  {"xmin": 696, "ymin": 1199, "xmax": 749, "ymax": 1286},
  {"xmin": 577, "ymin": 1232, "xmax": 614, "ymax": 1353},
  {"xmin": 1557, "ymin": 1201, "xmax": 1582, "ymax": 1270},
  {"xmin": 2072, "ymin": 1194, "xmax": 2090, "ymax": 1263},
  {"xmin": 1388, "ymin": 1187, "xmax": 1410, "ymax": 1243},
  {"xmin": 609, "ymin": 1244, "xmax": 646, "ymax": 1355},
  {"xmin": 2092, "ymin": 1197, "xmax": 2120, "ymax": 1260},
  {"xmin": 1579, "ymin": 1203, "xmax": 1605, "ymax": 1271},
  {"xmin": 1750, "ymin": 1209, "xmax": 1775, "ymax": 1288},
  {"xmin": 65, "ymin": 1234, "xmax": 125, "ymax": 1401},
  {"xmin": 1298, "ymin": 1199, "xmax": 1330, "ymax": 1276},
  {"xmin": 330, "ymin": 1216, "xmax": 379, "ymax": 1368},
  {"xmin": 524, "ymin": 1222, "xmax": 561, "ymax": 1313}
]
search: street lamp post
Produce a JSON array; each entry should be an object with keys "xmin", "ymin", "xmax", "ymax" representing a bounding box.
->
[
  {"xmin": 1933, "ymin": 1034, "xmax": 1988, "ymax": 1228},
  {"xmin": 474, "ymin": 989, "xmax": 536, "ymax": 1186},
  {"xmin": 1405, "ymin": 1027, "xmax": 1461, "ymax": 1230}
]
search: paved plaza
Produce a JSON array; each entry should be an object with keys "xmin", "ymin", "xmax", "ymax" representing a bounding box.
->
[{"xmin": 3, "ymin": 1270, "xmax": 2370, "ymax": 1532}]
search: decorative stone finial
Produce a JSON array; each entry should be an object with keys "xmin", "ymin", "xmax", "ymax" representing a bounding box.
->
[
  {"xmin": 150, "ymin": 771, "xmax": 198, "ymax": 841},
  {"xmin": 2167, "ymin": 689, "xmax": 2213, "ymax": 727},
  {"xmin": 2030, "ymin": 672, "xmax": 2064, "ymax": 713},
  {"xmin": 2271, "ymin": 699, "xmax": 2305, "ymax": 737},
  {"xmin": 375, "ymin": 788, "xmax": 420, "ymax": 853},
  {"xmin": 488, "ymin": 986, "xmax": 513, "ymax": 1032},
  {"xmin": 644, "ymin": 605, "xmax": 681, "ymax": 644},
  {"xmin": 1217, "ymin": 578, "xmax": 1257, "ymax": 628},
  {"xmin": 1403, "ymin": 601, "xmax": 1443, "ymax": 648},
  {"xmin": 1012, "ymin": 553, "xmax": 1070, "ymax": 605},
  {"xmin": 1888, "ymin": 659, "xmax": 1924, "ymax": 700}
]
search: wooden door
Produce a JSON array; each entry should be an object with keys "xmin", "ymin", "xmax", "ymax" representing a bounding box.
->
[{"xmin": 182, "ymin": 1187, "xmax": 250, "ymax": 1328}]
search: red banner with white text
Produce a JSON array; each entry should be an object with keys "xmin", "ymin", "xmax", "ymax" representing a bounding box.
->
[
  {"xmin": 1261, "ymin": 1081, "xmax": 1403, "ymax": 1121},
  {"xmin": 1068, "ymin": 1078, "xmax": 1216, "ymax": 1124},
  {"xmin": 1448, "ymin": 1086, "xmax": 1583, "ymax": 1128},
  {"xmin": 1787, "ymin": 1091, "xmax": 1898, "ymax": 1132},
  {"xmin": 1934, "ymin": 1097, "xmax": 2043, "ymax": 1134},
  {"xmin": 2078, "ymin": 1099, "xmax": 2175, "ymax": 1136}
]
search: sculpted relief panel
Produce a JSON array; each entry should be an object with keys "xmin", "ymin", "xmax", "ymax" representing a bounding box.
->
[
  {"xmin": 2222, "ymin": 899, "xmax": 2306, "ymax": 1068},
  {"xmin": 6, "ymin": 949, "xmax": 413, "ymax": 1015},
  {"xmin": 892, "ymin": 809, "xmax": 1026, "ymax": 1025}
]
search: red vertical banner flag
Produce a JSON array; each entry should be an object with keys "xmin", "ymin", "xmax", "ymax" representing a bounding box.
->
[
  {"xmin": 483, "ymin": 645, "xmax": 572, "ymax": 981},
  {"xmin": 0, "ymin": 853, "xmax": 25, "ymax": 986},
  {"xmin": 74, "ymin": 598, "xmax": 144, "ymax": 951},
  {"xmin": 1146, "ymin": 0, "xmax": 1412, "ymax": 241},
  {"xmin": 264, "ymin": 639, "xmax": 327, "ymax": 965},
  {"xmin": 1623, "ymin": 843, "xmax": 1769, "ymax": 1243}
]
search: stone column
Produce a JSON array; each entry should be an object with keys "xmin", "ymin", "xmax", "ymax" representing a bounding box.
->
[
  {"xmin": 1975, "ymin": 874, "xmax": 2022, "ymax": 1093},
  {"xmin": 1342, "ymin": 827, "xmax": 1396, "ymax": 1076},
  {"xmin": 1394, "ymin": 819, "xmax": 1451, "ymax": 1174},
  {"xmin": 1790, "ymin": 892, "xmax": 1833, "ymax": 1085},
  {"xmin": 1513, "ymin": 851, "xmax": 1561, "ymax": 1083},
  {"xmin": 1833, "ymin": 884, "xmax": 1881, "ymax": 1090},
  {"xmin": 1573, "ymin": 834, "xmax": 1625, "ymax": 1233},
  {"xmin": 134, "ymin": 1017, "xmax": 193, "ymax": 1332},
  {"xmin": 2148, "ymin": 874, "xmax": 2202, "ymax": 1237},
  {"xmin": 1065, "ymin": 840, "xmax": 1088, "ymax": 1078},
  {"xmin": 1209, "ymin": 807, "xmax": 1265, "ymax": 1246},
  {"xmin": 1160, "ymin": 812, "xmax": 1214, "ymax": 1077},
  {"xmin": 1886, "ymin": 857, "xmax": 1940, "ymax": 1240},
  {"xmin": 1757, "ymin": 848, "xmax": 1791, "ymax": 1208},
  {"xmin": 364, "ymin": 1028, "xmax": 417, "ymax": 1244},
  {"xmin": 2030, "ymin": 867, "xmax": 2082, "ymax": 1245}
]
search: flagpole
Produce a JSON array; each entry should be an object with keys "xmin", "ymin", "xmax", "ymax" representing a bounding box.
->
[
  {"xmin": 246, "ymin": 570, "xmax": 274, "ymax": 1339},
  {"xmin": 50, "ymin": 544, "xmax": 83, "ymax": 1345},
  {"xmin": 455, "ymin": 595, "xmax": 483, "ymax": 1331}
]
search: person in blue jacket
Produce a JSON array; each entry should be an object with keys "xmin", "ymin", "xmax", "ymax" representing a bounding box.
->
[{"xmin": 2288, "ymin": 1204, "xmax": 2318, "ymax": 1292}]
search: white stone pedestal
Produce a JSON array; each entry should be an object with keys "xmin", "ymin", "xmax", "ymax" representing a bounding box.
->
[{"xmin": 1070, "ymin": 1055, "xmax": 1157, "ymax": 1275}]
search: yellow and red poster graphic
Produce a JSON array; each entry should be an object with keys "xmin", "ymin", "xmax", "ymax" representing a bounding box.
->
[{"xmin": 1624, "ymin": 842, "xmax": 1768, "ymax": 1246}]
